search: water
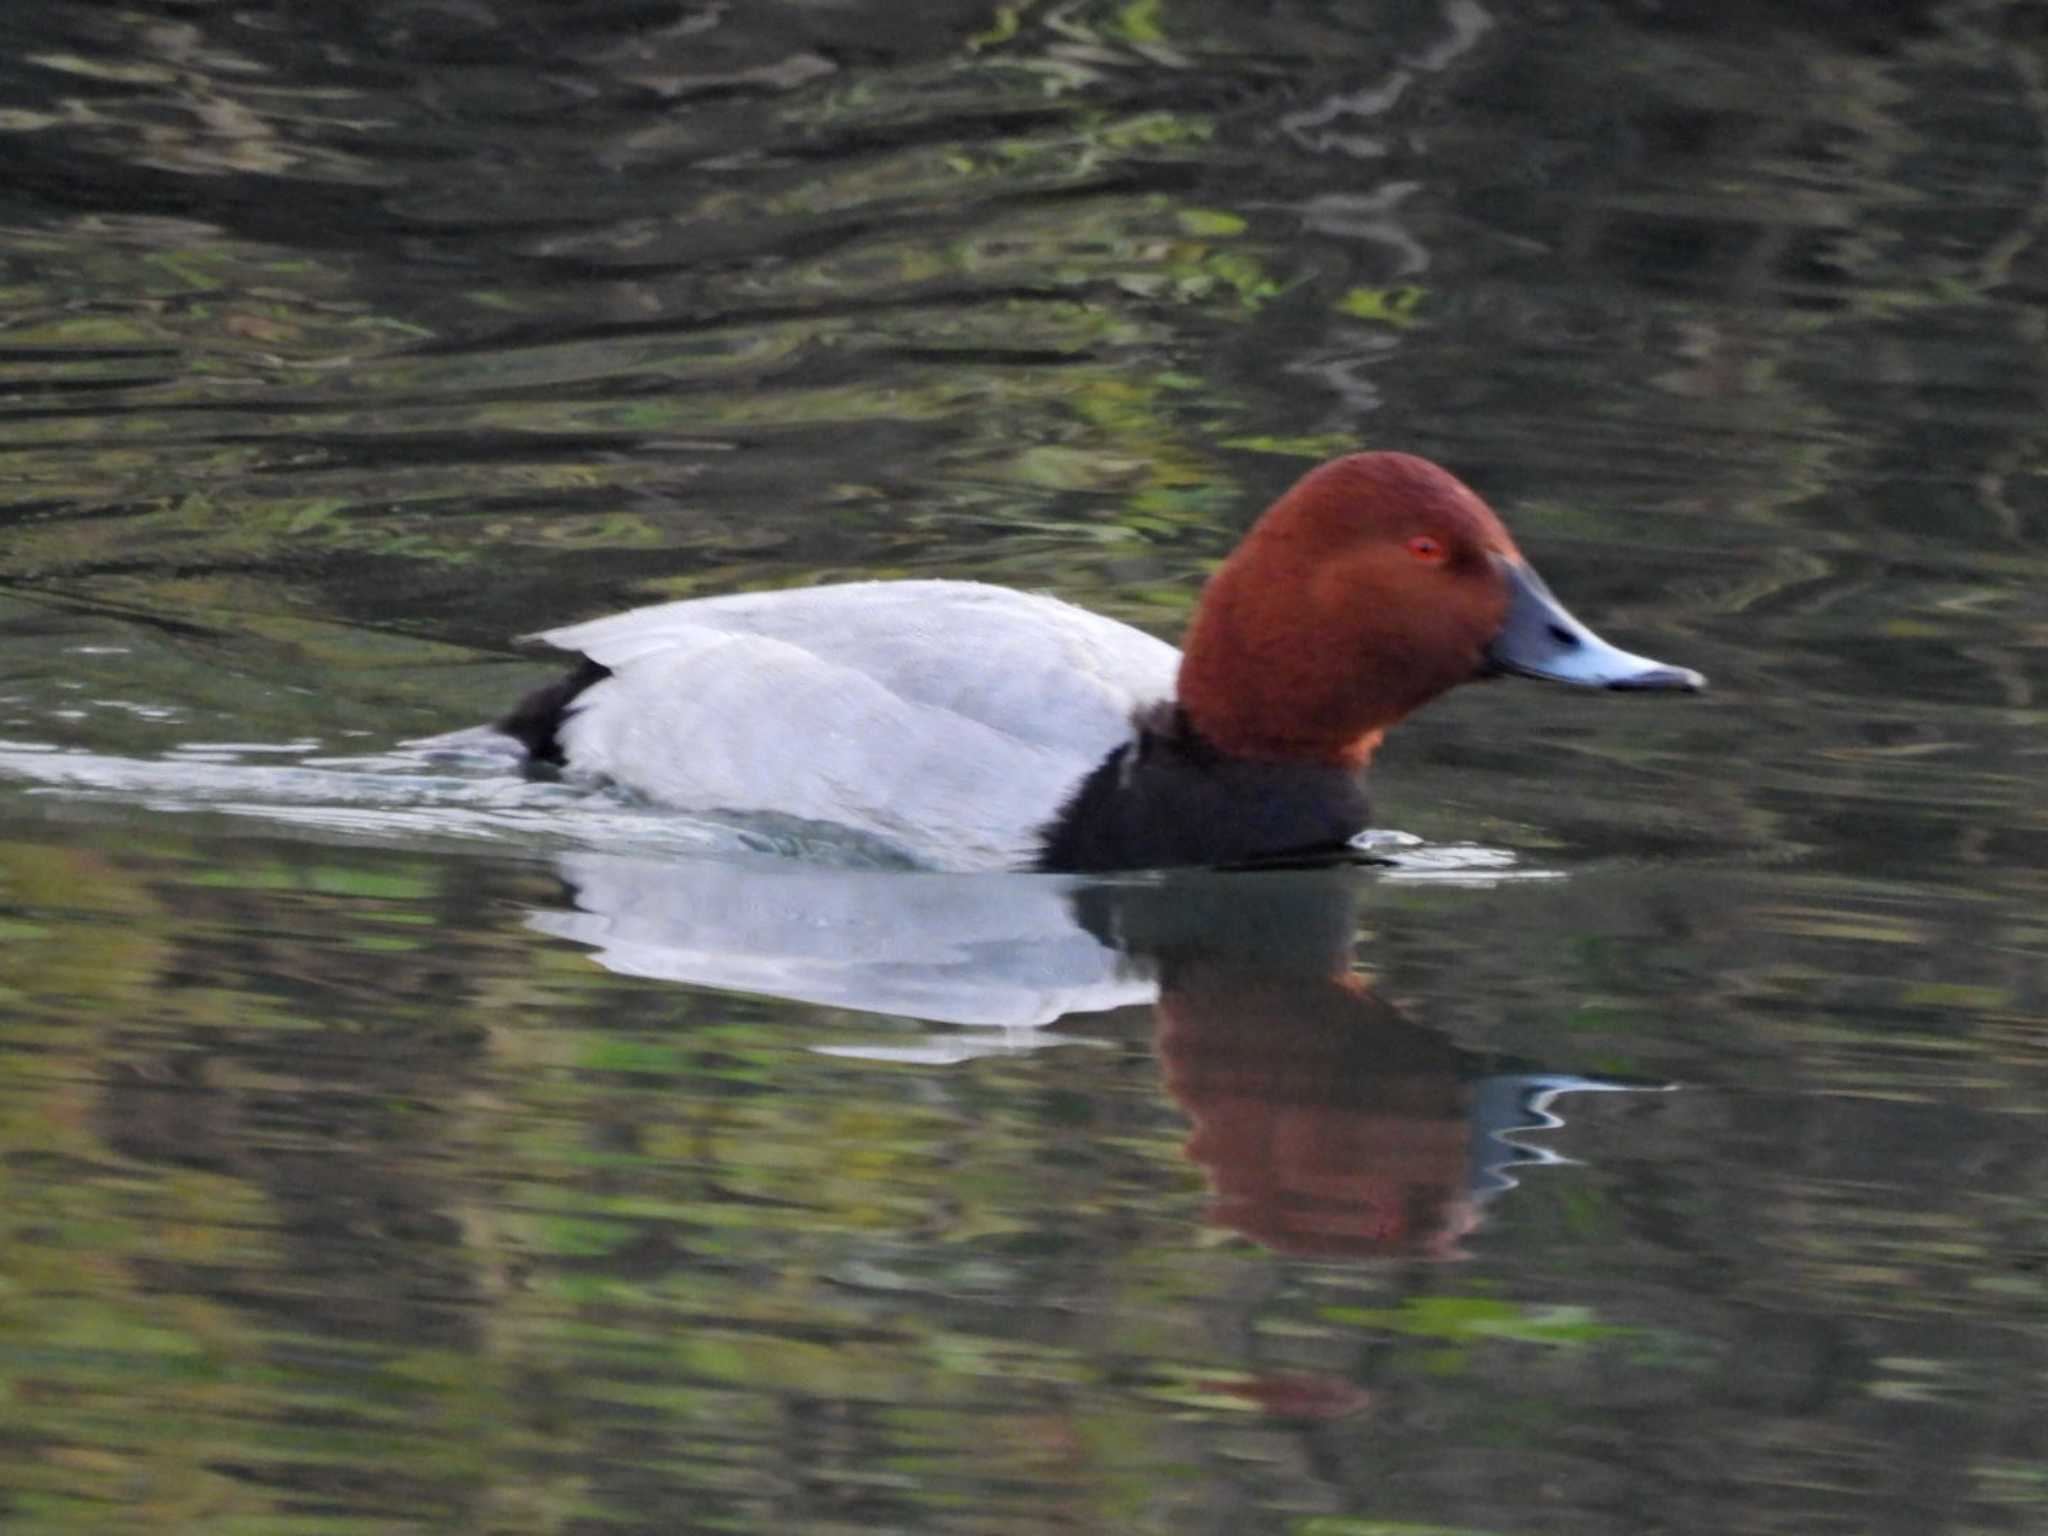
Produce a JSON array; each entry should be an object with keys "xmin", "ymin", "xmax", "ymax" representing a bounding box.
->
[{"xmin": 3, "ymin": 1, "xmax": 2047, "ymax": 1531}]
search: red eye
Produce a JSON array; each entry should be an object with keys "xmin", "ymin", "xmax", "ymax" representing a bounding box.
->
[{"xmin": 1407, "ymin": 535, "xmax": 1446, "ymax": 562}]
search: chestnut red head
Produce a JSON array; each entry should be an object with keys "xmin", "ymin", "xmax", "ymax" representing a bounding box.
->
[{"xmin": 1175, "ymin": 452, "xmax": 1702, "ymax": 767}]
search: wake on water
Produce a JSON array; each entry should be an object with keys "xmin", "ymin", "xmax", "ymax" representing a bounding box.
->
[{"xmin": 0, "ymin": 728, "xmax": 1559, "ymax": 883}]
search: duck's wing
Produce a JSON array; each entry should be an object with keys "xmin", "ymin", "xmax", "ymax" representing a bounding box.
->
[
  {"xmin": 537, "ymin": 581, "xmax": 1179, "ymax": 760},
  {"xmin": 535, "ymin": 581, "xmax": 1181, "ymax": 868}
]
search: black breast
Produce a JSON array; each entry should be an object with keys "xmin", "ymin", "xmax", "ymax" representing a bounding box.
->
[{"xmin": 1035, "ymin": 707, "xmax": 1371, "ymax": 873}]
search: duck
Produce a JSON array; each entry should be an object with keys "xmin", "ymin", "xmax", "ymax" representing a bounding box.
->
[{"xmin": 488, "ymin": 452, "xmax": 1703, "ymax": 872}]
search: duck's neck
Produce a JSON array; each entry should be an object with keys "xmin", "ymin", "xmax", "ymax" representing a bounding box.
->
[
  {"xmin": 1034, "ymin": 706, "xmax": 1370, "ymax": 873},
  {"xmin": 1175, "ymin": 552, "xmax": 1397, "ymax": 769}
]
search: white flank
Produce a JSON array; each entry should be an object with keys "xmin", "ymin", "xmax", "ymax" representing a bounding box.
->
[{"xmin": 537, "ymin": 581, "xmax": 1182, "ymax": 869}]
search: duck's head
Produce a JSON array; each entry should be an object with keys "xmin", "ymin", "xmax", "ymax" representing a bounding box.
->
[{"xmin": 1176, "ymin": 452, "xmax": 1704, "ymax": 767}]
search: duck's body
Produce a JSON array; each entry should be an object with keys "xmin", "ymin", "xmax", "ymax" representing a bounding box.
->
[
  {"xmin": 506, "ymin": 581, "xmax": 1182, "ymax": 869},
  {"xmin": 490, "ymin": 453, "xmax": 1703, "ymax": 872}
]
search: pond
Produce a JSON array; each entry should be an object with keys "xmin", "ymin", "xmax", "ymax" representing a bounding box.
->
[{"xmin": 2, "ymin": 1, "xmax": 2046, "ymax": 1532}]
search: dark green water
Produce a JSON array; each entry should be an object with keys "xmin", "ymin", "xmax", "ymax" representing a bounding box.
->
[{"xmin": 3, "ymin": 2, "xmax": 2046, "ymax": 1532}]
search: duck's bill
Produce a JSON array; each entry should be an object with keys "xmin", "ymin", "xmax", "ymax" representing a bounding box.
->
[{"xmin": 1484, "ymin": 556, "xmax": 1705, "ymax": 691}]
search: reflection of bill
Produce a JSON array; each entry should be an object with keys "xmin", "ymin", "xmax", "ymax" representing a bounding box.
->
[{"xmin": 538, "ymin": 853, "xmax": 1670, "ymax": 1260}]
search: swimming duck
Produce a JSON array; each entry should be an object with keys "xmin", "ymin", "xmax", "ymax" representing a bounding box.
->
[{"xmin": 492, "ymin": 452, "xmax": 1703, "ymax": 871}]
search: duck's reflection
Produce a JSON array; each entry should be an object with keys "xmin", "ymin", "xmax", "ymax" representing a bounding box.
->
[
  {"xmin": 537, "ymin": 853, "xmax": 1667, "ymax": 1260},
  {"xmin": 1075, "ymin": 869, "xmax": 1661, "ymax": 1259}
]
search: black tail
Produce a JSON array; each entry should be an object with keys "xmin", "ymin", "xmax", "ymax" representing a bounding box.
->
[{"xmin": 495, "ymin": 655, "xmax": 612, "ymax": 765}]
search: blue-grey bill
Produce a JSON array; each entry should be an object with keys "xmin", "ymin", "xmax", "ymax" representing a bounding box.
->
[{"xmin": 1484, "ymin": 555, "xmax": 1706, "ymax": 691}]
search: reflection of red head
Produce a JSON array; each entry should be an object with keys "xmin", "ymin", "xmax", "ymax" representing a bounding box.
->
[{"xmin": 1156, "ymin": 968, "xmax": 1480, "ymax": 1260}]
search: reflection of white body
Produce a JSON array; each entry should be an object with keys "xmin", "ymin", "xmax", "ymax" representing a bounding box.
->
[
  {"xmin": 539, "ymin": 583, "xmax": 1181, "ymax": 871},
  {"xmin": 532, "ymin": 851, "xmax": 1160, "ymax": 1027}
]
